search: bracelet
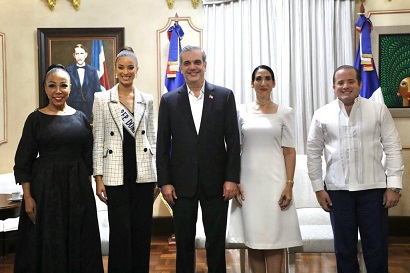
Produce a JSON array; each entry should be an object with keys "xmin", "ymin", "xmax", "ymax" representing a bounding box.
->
[{"xmin": 286, "ymin": 180, "xmax": 294, "ymax": 184}]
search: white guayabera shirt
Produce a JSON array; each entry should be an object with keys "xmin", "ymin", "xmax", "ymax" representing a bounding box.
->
[{"xmin": 306, "ymin": 96, "xmax": 403, "ymax": 192}]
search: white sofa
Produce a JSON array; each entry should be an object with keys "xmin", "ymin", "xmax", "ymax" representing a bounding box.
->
[
  {"xmin": 0, "ymin": 172, "xmax": 110, "ymax": 256},
  {"xmin": 195, "ymin": 155, "xmax": 366, "ymax": 273},
  {"xmin": 0, "ymin": 173, "xmax": 22, "ymax": 195},
  {"xmin": 92, "ymin": 181, "xmax": 110, "ymax": 256},
  {"xmin": 287, "ymin": 155, "xmax": 365, "ymax": 273},
  {"xmin": 0, "ymin": 172, "xmax": 22, "ymax": 256}
]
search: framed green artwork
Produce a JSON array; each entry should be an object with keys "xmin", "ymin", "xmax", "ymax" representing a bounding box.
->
[{"xmin": 372, "ymin": 24, "xmax": 410, "ymax": 117}]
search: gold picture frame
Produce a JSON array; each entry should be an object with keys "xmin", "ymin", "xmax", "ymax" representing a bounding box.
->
[{"xmin": 37, "ymin": 28, "xmax": 124, "ymax": 108}]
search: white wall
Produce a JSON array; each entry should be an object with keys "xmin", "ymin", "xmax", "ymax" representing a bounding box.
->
[
  {"xmin": 0, "ymin": 0, "xmax": 203, "ymax": 216},
  {"xmin": 1, "ymin": 0, "xmax": 409, "ymax": 217},
  {"xmin": 0, "ymin": 0, "xmax": 203, "ymax": 172}
]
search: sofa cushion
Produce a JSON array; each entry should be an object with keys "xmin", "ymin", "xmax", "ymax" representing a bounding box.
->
[
  {"xmin": 98, "ymin": 210, "xmax": 109, "ymax": 256},
  {"xmin": 293, "ymin": 225, "xmax": 335, "ymax": 253},
  {"xmin": 91, "ymin": 178, "xmax": 109, "ymax": 255},
  {"xmin": 0, "ymin": 173, "xmax": 22, "ymax": 194},
  {"xmin": 296, "ymin": 208, "xmax": 330, "ymax": 225},
  {"xmin": 3, "ymin": 217, "xmax": 19, "ymax": 232},
  {"xmin": 293, "ymin": 155, "xmax": 323, "ymax": 209}
]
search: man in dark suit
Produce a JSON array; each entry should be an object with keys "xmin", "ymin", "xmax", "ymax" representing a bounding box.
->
[
  {"xmin": 156, "ymin": 45, "xmax": 241, "ymax": 273},
  {"xmin": 66, "ymin": 44, "xmax": 101, "ymax": 122}
]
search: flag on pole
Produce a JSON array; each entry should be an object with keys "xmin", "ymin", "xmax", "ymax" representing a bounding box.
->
[
  {"xmin": 164, "ymin": 22, "xmax": 185, "ymax": 93},
  {"xmin": 92, "ymin": 40, "xmax": 111, "ymax": 91},
  {"xmin": 354, "ymin": 14, "xmax": 384, "ymax": 103},
  {"xmin": 158, "ymin": 19, "xmax": 186, "ymax": 217}
]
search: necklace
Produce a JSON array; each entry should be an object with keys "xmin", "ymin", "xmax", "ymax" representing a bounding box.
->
[{"xmin": 255, "ymin": 99, "xmax": 271, "ymax": 106}]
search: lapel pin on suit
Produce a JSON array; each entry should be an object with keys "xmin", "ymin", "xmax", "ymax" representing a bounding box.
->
[{"xmin": 209, "ymin": 94, "xmax": 214, "ymax": 100}]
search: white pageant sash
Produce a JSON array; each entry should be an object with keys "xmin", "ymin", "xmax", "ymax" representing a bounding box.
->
[{"xmin": 120, "ymin": 105, "xmax": 135, "ymax": 136}]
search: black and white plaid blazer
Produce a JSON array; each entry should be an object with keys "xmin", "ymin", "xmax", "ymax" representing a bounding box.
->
[{"xmin": 92, "ymin": 84, "xmax": 157, "ymax": 185}]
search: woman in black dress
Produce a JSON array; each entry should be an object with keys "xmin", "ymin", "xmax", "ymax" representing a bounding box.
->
[{"xmin": 13, "ymin": 64, "xmax": 103, "ymax": 273}]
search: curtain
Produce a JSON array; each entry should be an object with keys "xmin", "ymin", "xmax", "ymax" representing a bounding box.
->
[
  {"xmin": 203, "ymin": 0, "xmax": 355, "ymax": 153},
  {"xmin": 202, "ymin": 0, "xmax": 237, "ymax": 4}
]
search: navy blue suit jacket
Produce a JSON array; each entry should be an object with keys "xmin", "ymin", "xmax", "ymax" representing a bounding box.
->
[
  {"xmin": 67, "ymin": 63, "xmax": 101, "ymax": 122},
  {"xmin": 156, "ymin": 81, "xmax": 240, "ymax": 197}
]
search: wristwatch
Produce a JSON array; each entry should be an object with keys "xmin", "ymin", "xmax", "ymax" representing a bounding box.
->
[{"xmin": 389, "ymin": 187, "xmax": 402, "ymax": 193}]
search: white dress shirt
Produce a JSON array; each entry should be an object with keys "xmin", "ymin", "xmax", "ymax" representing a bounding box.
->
[
  {"xmin": 307, "ymin": 96, "xmax": 403, "ymax": 192},
  {"xmin": 77, "ymin": 66, "xmax": 85, "ymax": 86},
  {"xmin": 187, "ymin": 83, "xmax": 205, "ymax": 134}
]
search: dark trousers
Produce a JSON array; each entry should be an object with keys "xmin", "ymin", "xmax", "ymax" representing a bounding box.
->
[
  {"xmin": 105, "ymin": 181, "xmax": 155, "ymax": 273},
  {"xmin": 173, "ymin": 188, "xmax": 229, "ymax": 273},
  {"xmin": 328, "ymin": 189, "xmax": 388, "ymax": 273}
]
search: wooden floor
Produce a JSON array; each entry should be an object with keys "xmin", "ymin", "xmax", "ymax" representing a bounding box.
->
[{"xmin": 1, "ymin": 236, "xmax": 410, "ymax": 272}]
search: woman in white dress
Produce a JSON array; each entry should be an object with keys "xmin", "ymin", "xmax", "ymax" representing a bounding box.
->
[{"xmin": 234, "ymin": 65, "xmax": 302, "ymax": 273}]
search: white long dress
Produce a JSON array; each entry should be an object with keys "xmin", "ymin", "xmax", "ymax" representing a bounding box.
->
[{"xmin": 228, "ymin": 103, "xmax": 302, "ymax": 249}]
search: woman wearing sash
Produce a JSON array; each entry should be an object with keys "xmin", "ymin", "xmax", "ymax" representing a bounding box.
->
[{"xmin": 92, "ymin": 47, "xmax": 157, "ymax": 273}]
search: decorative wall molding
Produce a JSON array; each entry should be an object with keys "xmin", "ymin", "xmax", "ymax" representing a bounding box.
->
[
  {"xmin": 71, "ymin": 0, "xmax": 80, "ymax": 10},
  {"xmin": 47, "ymin": 0, "xmax": 56, "ymax": 10},
  {"xmin": 0, "ymin": 32, "xmax": 7, "ymax": 146},
  {"xmin": 165, "ymin": 0, "xmax": 200, "ymax": 9},
  {"xmin": 192, "ymin": 0, "xmax": 199, "ymax": 8},
  {"xmin": 46, "ymin": 0, "xmax": 80, "ymax": 11},
  {"xmin": 156, "ymin": 16, "xmax": 202, "ymax": 100},
  {"xmin": 166, "ymin": 0, "xmax": 174, "ymax": 9}
]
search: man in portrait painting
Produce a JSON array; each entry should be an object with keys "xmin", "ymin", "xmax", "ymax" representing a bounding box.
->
[{"xmin": 66, "ymin": 43, "xmax": 101, "ymax": 122}]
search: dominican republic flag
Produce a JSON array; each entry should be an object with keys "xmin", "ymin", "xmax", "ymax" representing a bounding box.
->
[
  {"xmin": 92, "ymin": 40, "xmax": 111, "ymax": 91},
  {"xmin": 159, "ymin": 23, "xmax": 186, "ymax": 216},
  {"xmin": 354, "ymin": 14, "xmax": 384, "ymax": 103},
  {"xmin": 164, "ymin": 23, "xmax": 185, "ymax": 93}
]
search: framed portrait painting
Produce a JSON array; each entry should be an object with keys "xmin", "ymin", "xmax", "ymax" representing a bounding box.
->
[{"xmin": 37, "ymin": 28, "xmax": 124, "ymax": 115}]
